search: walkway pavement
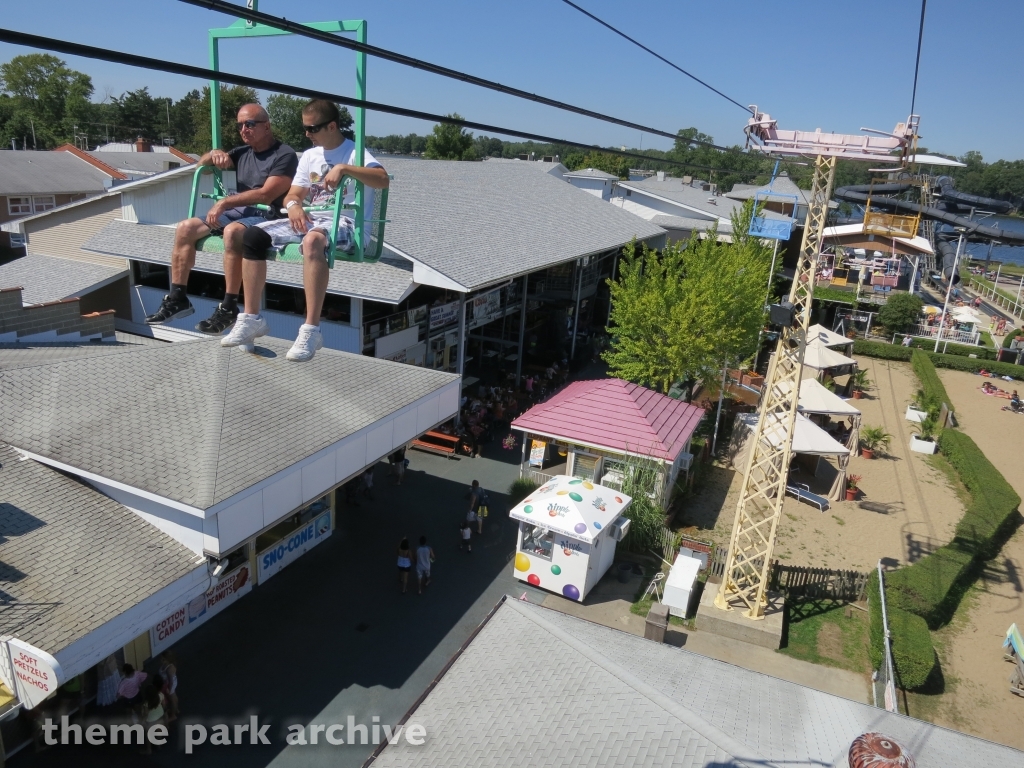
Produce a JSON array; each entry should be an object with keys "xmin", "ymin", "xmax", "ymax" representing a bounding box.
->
[{"xmin": 14, "ymin": 386, "xmax": 868, "ymax": 767}]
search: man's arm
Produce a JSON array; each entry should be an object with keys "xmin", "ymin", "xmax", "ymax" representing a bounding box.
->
[
  {"xmin": 205, "ymin": 175, "xmax": 294, "ymax": 228},
  {"xmin": 323, "ymin": 164, "xmax": 390, "ymax": 192},
  {"xmin": 282, "ymin": 183, "xmax": 314, "ymax": 234}
]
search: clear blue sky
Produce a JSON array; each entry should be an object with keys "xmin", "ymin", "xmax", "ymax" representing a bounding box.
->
[{"xmin": 2, "ymin": 0, "xmax": 1021, "ymax": 160}]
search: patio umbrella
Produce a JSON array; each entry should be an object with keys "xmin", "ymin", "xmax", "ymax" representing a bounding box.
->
[{"xmin": 508, "ymin": 475, "xmax": 633, "ymax": 544}]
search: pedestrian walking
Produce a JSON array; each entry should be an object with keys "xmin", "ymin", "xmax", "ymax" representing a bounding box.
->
[
  {"xmin": 116, "ymin": 663, "xmax": 148, "ymax": 714},
  {"xmin": 159, "ymin": 651, "xmax": 178, "ymax": 722},
  {"xmin": 459, "ymin": 521, "xmax": 472, "ymax": 552},
  {"xmin": 466, "ymin": 480, "xmax": 488, "ymax": 535},
  {"xmin": 397, "ymin": 538, "xmax": 412, "ymax": 594},
  {"xmin": 360, "ymin": 466, "xmax": 375, "ymax": 501},
  {"xmin": 389, "ymin": 446, "xmax": 407, "ymax": 485},
  {"xmin": 95, "ymin": 654, "xmax": 121, "ymax": 709},
  {"xmin": 416, "ymin": 536, "xmax": 435, "ymax": 594}
]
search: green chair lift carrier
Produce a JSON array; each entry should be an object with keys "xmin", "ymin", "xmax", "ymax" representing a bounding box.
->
[{"xmin": 185, "ymin": 7, "xmax": 388, "ymax": 268}]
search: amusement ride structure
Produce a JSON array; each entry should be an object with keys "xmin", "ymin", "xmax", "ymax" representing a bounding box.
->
[{"xmin": 714, "ymin": 109, "xmax": 920, "ymax": 619}]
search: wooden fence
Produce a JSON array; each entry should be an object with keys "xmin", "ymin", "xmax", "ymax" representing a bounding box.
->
[
  {"xmin": 768, "ymin": 562, "xmax": 869, "ymax": 602},
  {"xmin": 693, "ymin": 546, "xmax": 867, "ymax": 603}
]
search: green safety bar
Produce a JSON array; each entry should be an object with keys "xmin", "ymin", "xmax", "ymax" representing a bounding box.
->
[{"xmin": 187, "ymin": 164, "xmax": 390, "ymax": 266}]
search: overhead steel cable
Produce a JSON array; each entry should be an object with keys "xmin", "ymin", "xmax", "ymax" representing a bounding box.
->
[
  {"xmin": 177, "ymin": 0, "xmax": 732, "ymax": 152},
  {"xmin": 0, "ymin": 28, "xmax": 768, "ymax": 179},
  {"xmin": 909, "ymin": 0, "xmax": 927, "ymax": 117},
  {"xmin": 558, "ymin": 0, "xmax": 752, "ymax": 114}
]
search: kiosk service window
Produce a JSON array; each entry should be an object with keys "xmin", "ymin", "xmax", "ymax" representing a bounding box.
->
[{"xmin": 520, "ymin": 523, "xmax": 554, "ymax": 561}]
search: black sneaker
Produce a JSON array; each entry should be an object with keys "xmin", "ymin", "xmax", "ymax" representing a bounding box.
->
[
  {"xmin": 195, "ymin": 303, "xmax": 239, "ymax": 335},
  {"xmin": 145, "ymin": 295, "xmax": 194, "ymax": 325}
]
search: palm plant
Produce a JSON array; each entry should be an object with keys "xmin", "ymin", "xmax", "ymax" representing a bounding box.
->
[{"xmin": 860, "ymin": 425, "xmax": 892, "ymax": 454}]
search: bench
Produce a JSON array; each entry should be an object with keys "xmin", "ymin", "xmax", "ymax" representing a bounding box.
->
[
  {"xmin": 786, "ymin": 483, "xmax": 829, "ymax": 513},
  {"xmin": 410, "ymin": 430, "xmax": 460, "ymax": 459}
]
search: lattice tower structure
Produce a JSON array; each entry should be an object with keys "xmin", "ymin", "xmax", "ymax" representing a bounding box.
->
[{"xmin": 716, "ymin": 110, "xmax": 917, "ymax": 618}]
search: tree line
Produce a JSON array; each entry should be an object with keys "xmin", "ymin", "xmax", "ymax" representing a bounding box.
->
[
  {"xmin": 3, "ymin": 53, "xmax": 1020, "ymax": 205},
  {"xmin": 0, "ymin": 53, "xmax": 350, "ymax": 154}
]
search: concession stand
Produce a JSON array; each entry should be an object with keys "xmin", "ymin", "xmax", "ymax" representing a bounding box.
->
[{"xmin": 509, "ymin": 475, "xmax": 632, "ymax": 602}]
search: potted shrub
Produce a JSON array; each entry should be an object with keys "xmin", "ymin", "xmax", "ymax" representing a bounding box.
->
[
  {"xmin": 905, "ymin": 390, "xmax": 929, "ymax": 423},
  {"xmin": 845, "ymin": 474, "xmax": 862, "ymax": 501},
  {"xmin": 910, "ymin": 416, "xmax": 938, "ymax": 454},
  {"xmin": 850, "ymin": 369, "xmax": 871, "ymax": 399},
  {"xmin": 859, "ymin": 425, "xmax": 891, "ymax": 459}
]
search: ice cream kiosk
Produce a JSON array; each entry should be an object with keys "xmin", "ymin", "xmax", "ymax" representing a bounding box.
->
[{"xmin": 510, "ymin": 475, "xmax": 633, "ymax": 602}]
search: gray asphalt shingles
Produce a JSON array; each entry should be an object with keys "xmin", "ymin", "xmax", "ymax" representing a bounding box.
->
[
  {"xmin": 0, "ymin": 442, "xmax": 198, "ymax": 653},
  {"xmin": 0, "ymin": 252, "xmax": 127, "ymax": 305},
  {"xmin": 380, "ymin": 158, "xmax": 665, "ymax": 291},
  {"xmin": 82, "ymin": 220, "xmax": 415, "ymax": 304},
  {"xmin": 0, "ymin": 337, "xmax": 458, "ymax": 509}
]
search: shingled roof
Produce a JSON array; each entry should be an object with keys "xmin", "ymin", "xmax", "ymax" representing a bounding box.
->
[
  {"xmin": 0, "ymin": 253, "xmax": 127, "ymax": 306},
  {"xmin": 83, "ymin": 220, "xmax": 416, "ymax": 305},
  {"xmin": 0, "ymin": 337, "xmax": 458, "ymax": 509},
  {"xmin": 381, "ymin": 158, "xmax": 665, "ymax": 291},
  {"xmin": 369, "ymin": 598, "xmax": 1022, "ymax": 768},
  {"xmin": 0, "ymin": 442, "xmax": 199, "ymax": 655},
  {"xmin": 511, "ymin": 378, "xmax": 704, "ymax": 461}
]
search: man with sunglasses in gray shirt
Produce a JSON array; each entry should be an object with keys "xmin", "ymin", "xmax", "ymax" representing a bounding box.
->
[{"xmin": 145, "ymin": 103, "xmax": 298, "ymax": 334}]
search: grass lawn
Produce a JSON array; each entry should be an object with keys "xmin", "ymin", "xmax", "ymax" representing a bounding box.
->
[{"xmin": 778, "ymin": 600, "xmax": 872, "ymax": 675}]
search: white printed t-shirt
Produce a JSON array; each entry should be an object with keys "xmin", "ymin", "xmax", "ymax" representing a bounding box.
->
[{"xmin": 256, "ymin": 139, "xmax": 383, "ymax": 253}]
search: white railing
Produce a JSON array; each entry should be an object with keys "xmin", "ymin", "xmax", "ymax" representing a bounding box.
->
[
  {"xmin": 874, "ymin": 562, "xmax": 901, "ymax": 714},
  {"xmin": 521, "ymin": 467, "xmax": 554, "ymax": 485},
  {"xmin": 907, "ymin": 323, "xmax": 980, "ymax": 346}
]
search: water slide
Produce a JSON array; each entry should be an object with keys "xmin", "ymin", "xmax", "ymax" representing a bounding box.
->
[
  {"xmin": 833, "ymin": 182, "xmax": 1024, "ymax": 245},
  {"xmin": 935, "ymin": 176, "xmax": 1014, "ymax": 215}
]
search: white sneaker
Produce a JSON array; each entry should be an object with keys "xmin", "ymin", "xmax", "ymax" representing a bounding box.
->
[
  {"xmin": 221, "ymin": 313, "xmax": 268, "ymax": 347},
  {"xmin": 287, "ymin": 324, "xmax": 324, "ymax": 361}
]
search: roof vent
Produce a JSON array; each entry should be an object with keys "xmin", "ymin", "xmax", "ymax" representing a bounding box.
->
[
  {"xmin": 656, "ymin": 171, "xmax": 666, "ymax": 182},
  {"xmin": 707, "ymin": 198, "xmax": 716, "ymax": 205}
]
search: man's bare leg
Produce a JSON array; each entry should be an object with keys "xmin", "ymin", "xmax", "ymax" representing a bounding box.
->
[
  {"xmin": 170, "ymin": 217, "xmax": 209, "ymax": 285},
  {"xmin": 146, "ymin": 217, "xmax": 207, "ymax": 324},
  {"xmin": 302, "ymin": 231, "xmax": 330, "ymax": 327},
  {"xmin": 285, "ymin": 230, "xmax": 329, "ymax": 362},
  {"xmin": 194, "ymin": 221, "xmax": 248, "ymax": 335},
  {"xmin": 241, "ymin": 259, "xmax": 267, "ymax": 315}
]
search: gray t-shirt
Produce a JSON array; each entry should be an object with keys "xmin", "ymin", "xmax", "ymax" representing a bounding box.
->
[
  {"xmin": 416, "ymin": 545, "xmax": 432, "ymax": 572},
  {"xmin": 227, "ymin": 140, "xmax": 298, "ymax": 211}
]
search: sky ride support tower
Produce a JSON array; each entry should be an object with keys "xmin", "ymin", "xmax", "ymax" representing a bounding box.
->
[{"xmin": 707, "ymin": 108, "xmax": 919, "ymax": 641}]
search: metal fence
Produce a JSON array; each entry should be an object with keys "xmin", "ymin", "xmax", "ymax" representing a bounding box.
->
[
  {"xmin": 907, "ymin": 323, "xmax": 980, "ymax": 346},
  {"xmin": 873, "ymin": 563, "xmax": 901, "ymax": 714}
]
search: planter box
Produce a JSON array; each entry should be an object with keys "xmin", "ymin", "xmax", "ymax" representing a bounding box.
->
[
  {"xmin": 905, "ymin": 406, "xmax": 928, "ymax": 423},
  {"xmin": 910, "ymin": 434, "xmax": 937, "ymax": 454},
  {"xmin": 743, "ymin": 373, "xmax": 765, "ymax": 389}
]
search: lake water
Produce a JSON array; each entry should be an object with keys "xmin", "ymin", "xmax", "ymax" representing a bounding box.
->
[{"xmin": 946, "ymin": 215, "xmax": 1024, "ymax": 267}]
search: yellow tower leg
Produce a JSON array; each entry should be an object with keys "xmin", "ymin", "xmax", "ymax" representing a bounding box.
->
[{"xmin": 714, "ymin": 154, "xmax": 837, "ymax": 619}]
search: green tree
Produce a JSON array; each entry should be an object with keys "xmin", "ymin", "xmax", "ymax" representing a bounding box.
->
[
  {"xmin": 0, "ymin": 53, "xmax": 94, "ymax": 148},
  {"xmin": 424, "ymin": 114, "xmax": 474, "ymax": 160},
  {"xmin": 266, "ymin": 94, "xmax": 352, "ymax": 151},
  {"xmin": 603, "ymin": 200, "xmax": 772, "ymax": 392},
  {"xmin": 187, "ymin": 85, "xmax": 261, "ymax": 153},
  {"xmin": 112, "ymin": 87, "xmax": 165, "ymax": 140},
  {"xmin": 878, "ymin": 292, "xmax": 923, "ymax": 333}
]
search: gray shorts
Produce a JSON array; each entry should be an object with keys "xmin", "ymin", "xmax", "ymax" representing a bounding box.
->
[{"xmin": 212, "ymin": 207, "xmax": 269, "ymax": 232}]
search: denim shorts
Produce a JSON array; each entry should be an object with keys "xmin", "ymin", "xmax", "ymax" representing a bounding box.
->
[{"xmin": 212, "ymin": 207, "xmax": 269, "ymax": 232}]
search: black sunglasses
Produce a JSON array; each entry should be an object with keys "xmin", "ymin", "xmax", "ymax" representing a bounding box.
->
[
  {"xmin": 303, "ymin": 120, "xmax": 333, "ymax": 134},
  {"xmin": 236, "ymin": 119, "xmax": 267, "ymax": 131}
]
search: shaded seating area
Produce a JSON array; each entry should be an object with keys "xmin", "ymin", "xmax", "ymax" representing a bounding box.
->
[
  {"xmin": 729, "ymin": 412, "xmax": 853, "ymax": 504},
  {"xmin": 802, "ymin": 338, "xmax": 856, "ymax": 382},
  {"xmin": 797, "ymin": 377, "xmax": 863, "ymax": 453},
  {"xmin": 410, "ymin": 430, "xmax": 460, "ymax": 458}
]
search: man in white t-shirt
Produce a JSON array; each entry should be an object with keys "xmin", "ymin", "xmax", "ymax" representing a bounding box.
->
[{"xmin": 225, "ymin": 99, "xmax": 389, "ymax": 361}]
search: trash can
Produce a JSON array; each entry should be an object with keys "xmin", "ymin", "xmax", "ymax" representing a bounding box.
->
[
  {"xmin": 616, "ymin": 562, "xmax": 633, "ymax": 583},
  {"xmin": 644, "ymin": 603, "xmax": 669, "ymax": 643}
]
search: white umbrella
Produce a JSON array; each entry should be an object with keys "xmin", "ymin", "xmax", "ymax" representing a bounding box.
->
[{"xmin": 803, "ymin": 339, "xmax": 856, "ymax": 371}]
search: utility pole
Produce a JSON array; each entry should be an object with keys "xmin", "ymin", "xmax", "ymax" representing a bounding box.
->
[
  {"xmin": 935, "ymin": 229, "xmax": 966, "ymax": 353},
  {"xmin": 29, "ymin": 118, "xmax": 36, "ymax": 149}
]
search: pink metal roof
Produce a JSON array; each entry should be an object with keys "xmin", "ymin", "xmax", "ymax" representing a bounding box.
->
[{"xmin": 511, "ymin": 379, "xmax": 704, "ymax": 461}]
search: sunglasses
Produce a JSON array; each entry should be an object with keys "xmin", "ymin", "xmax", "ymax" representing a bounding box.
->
[
  {"xmin": 303, "ymin": 120, "xmax": 333, "ymax": 134},
  {"xmin": 236, "ymin": 119, "xmax": 267, "ymax": 131}
]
